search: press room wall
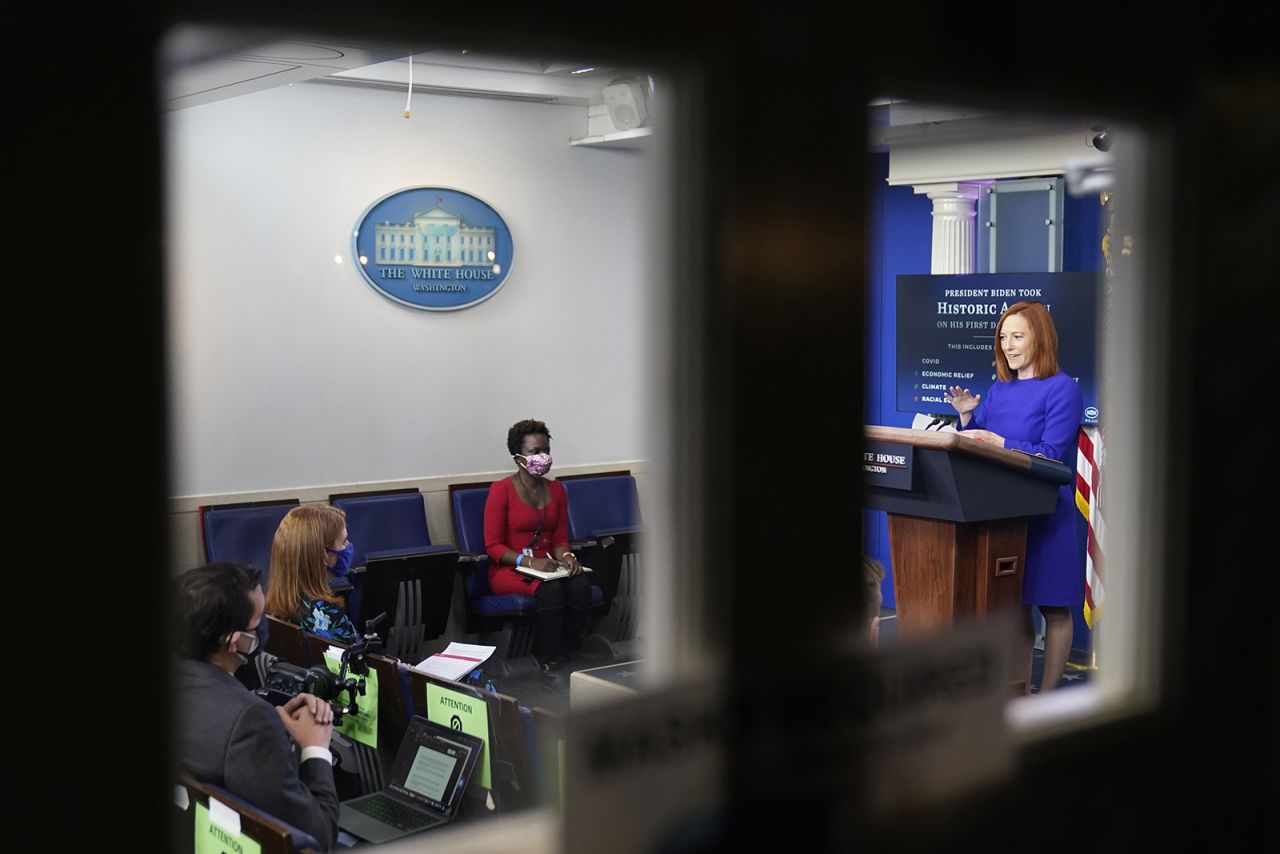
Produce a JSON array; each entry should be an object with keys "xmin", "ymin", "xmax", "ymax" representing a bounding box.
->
[
  {"xmin": 168, "ymin": 81, "xmax": 654, "ymax": 493},
  {"xmin": 165, "ymin": 81, "xmax": 658, "ymax": 567},
  {"xmin": 863, "ymin": 151, "xmax": 1102, "ymax": 611}
]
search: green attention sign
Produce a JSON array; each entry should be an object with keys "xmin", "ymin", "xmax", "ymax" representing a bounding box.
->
[
  {"xmin": 195, "ymin": 802, "xmax": 261, "ymax": 854},
  {"xmin": 323, "ymin": 648, "xmax": 379, "ymax": 748},
  {"xmin": 426, "ymin": 682, "xmax": 492, "ymax": 789}
]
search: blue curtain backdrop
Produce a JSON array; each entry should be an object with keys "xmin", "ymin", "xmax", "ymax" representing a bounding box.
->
[{"xmin": 864, "ymin": 152, "xmax": 931, "ymax": 610}]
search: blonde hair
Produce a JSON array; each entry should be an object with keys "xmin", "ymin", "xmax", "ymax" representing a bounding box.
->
[{"xmin": 265, "ymin": 504, "xmax": 347, "ymax": 621}]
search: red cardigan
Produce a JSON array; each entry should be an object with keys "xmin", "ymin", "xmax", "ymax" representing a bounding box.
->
[{"xmin": 483, "ymin": 476, "xmax": 570, "ymax": 596}]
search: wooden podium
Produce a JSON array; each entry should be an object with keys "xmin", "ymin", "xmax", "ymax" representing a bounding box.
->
[{"xmin": 863, "ymin": 425, "xmax": 1072, "ymax": 638}]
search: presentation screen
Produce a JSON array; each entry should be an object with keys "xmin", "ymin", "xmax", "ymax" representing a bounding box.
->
[{"xmin": 896, "ymin": 272, "xmax": 1099, "ymax": 425}]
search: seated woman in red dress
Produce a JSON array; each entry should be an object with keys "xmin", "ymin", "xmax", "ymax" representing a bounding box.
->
[{"xmin": 484, "ymin": 419, "xmax": 592, "ymax": 674}]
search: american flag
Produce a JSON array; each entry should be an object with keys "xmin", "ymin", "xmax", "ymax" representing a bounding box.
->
[{"xmin": 1076, "ymin": 426, "xmax": 1105, "ymax": 628}]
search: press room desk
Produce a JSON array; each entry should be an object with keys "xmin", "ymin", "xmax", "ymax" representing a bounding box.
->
[{"xmin": 570, "ymin": 660, "xmax": 643, "ymax": 710}]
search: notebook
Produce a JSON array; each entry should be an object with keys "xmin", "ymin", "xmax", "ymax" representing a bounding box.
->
[
  {"xmin": 338, "ymin": 715, "xmax": 483, "ymax": 843},
  {"xmin": 513, "ymin": 563, "xmax": 594, "ymax": 581}
]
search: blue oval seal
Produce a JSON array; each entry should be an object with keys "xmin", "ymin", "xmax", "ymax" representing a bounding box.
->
[
  {"xmin": 351, "ymin": 187, "xmax": 514, "ymax": 311},
  {"xmin": 1085, "ymin": 406, "xmax": 1099, "ymax": 421}
]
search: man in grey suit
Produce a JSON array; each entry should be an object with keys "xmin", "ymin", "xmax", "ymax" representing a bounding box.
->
[{"xmin": 174, "ymin": 562, "xmax": 340, "ymax": 851}]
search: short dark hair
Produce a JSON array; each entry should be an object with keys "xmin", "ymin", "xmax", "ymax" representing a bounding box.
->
[
  {"xmin": 174, "ymin": 562, "xmax": 262, "ymax": 661},
  {"xmin": 507, "ymin": 419, "xmax": 552, "ymax": 455}
]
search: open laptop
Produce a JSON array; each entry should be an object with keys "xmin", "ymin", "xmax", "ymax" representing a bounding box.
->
[{"xmin": 338, "ymin": 715, "xmax": 483, "ymax": 844}]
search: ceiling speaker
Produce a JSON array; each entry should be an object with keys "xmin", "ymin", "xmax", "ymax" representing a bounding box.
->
[{"xmin": 602, "ymin": 79, "xmax": 648, "ymax": 131}]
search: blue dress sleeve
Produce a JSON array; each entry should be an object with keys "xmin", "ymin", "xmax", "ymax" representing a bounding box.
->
[{"xmin": 1002, "ymin": 374, "xmax": 1083, "ymax": 462}]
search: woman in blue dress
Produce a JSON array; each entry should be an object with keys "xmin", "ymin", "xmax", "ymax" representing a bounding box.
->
[{"xmin": 946, "ymin": 301, "xmax": 1084, "ymax": 692}]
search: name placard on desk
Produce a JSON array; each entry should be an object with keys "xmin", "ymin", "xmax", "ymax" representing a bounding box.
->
[{"xmin": 863, "ymin": 441, "xmax": 913, "ymax": 490}]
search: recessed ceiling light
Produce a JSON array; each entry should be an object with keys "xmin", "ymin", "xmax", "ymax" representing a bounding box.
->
[{"xmin": 570, "ymin": 66, "xmax": 595, "ymax": 75}]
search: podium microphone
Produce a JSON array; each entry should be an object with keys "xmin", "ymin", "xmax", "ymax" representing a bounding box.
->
[{"xmin": 925, "ymin": 413, "xmax": 956, "ymax": 431}]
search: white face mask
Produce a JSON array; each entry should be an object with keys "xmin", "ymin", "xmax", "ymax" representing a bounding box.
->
[
  {"xmin": 235, "ymin": 630, "xmax": 260, "ymax": 656},
  {"xmin": 232, "ymin": 629, "xmax": 260, "ymax": 666}
]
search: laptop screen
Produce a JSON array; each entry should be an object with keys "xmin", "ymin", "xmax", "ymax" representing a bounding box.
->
[{"xmin": 387, "ymin": 720, "xmax": 476, "ymax": 814}]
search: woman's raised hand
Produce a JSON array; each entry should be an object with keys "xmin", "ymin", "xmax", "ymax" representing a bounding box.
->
[{"xmin": 946, "ymin": 386, "xmax": 981, "ymax": 415}]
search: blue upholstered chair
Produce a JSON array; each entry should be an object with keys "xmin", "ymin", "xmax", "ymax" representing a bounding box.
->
[
  {"xmin": 561, "ymin": 474, "xmax": 644, "ymax": 547},
  {"xmin": 560, "ymin": 474, "xmax": 644, "ymax": 654},
  {"xmin": 200, "ymin": 498, "xmax": 351, "ymax": 614},
  {"xmin": 200, "ymin": 500, "xmax": 299, "ymax": 586},
  {"xmin": 201, "ymin": 500, "xmax": 302, "ymax": 655},
  {"xmin": 448, "ymin": 483, "xmax": 537, "ymax": 659},
  {"xmin": 330, "ymin": 490, "xmax": 458, "ymax": 661},
  {"xmin": 331, "ymin": 490, "xmax": 455, "ymax": 568}
]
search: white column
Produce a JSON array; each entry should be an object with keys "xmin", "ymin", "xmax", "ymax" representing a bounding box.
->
[{"xmin": 914, "ymin": 182, "xmax": 982, "ymax": 274}]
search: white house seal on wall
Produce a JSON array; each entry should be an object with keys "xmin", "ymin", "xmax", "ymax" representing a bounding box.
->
[{"xmin": 352, "ymin": 187, "xmax": 514, "ymax": 311}]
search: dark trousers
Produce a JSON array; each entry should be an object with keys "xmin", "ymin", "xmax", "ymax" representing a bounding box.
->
[{"xmin": 533, "ymin": 574, "xmax": 593, "ymax": 664}]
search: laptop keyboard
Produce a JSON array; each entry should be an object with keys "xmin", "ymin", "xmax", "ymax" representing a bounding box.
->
[{"xmin": 349, "ymin": 795, "xmax": 439, "ymax": 831}]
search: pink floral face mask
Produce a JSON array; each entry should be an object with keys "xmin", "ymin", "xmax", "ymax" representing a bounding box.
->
[{"xmin": 518, "ymin": 452, "xmax": 553, "ymax": 477}]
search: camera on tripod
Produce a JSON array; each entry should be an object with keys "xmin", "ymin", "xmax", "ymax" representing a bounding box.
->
[{"xmin": 255, "ymin": 613, "xmax": 386, "ymax": 724}]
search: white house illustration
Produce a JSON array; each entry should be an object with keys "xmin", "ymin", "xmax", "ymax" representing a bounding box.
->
[{"xmin": 374, "ymin": 199, "xmax": 497, "ymax": 266}]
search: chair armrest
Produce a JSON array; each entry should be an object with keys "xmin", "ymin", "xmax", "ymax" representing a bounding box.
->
[
  {"xmin": 365, "ymin": 545, "xmax": 456, "ymax": 562},
  {"xmin": 593, "ymin": 525, "xmax": 643, "ymax": 550},
  {"xmin": 593, "ymin": 525, "xmax": 644, "ymax": 539}
]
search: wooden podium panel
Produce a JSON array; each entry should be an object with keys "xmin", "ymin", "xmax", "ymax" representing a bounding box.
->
[{"xmin": 888, "ymin": 515, "xmax": 1026, "ymax": 637}]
